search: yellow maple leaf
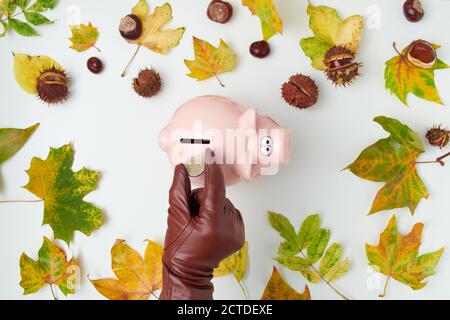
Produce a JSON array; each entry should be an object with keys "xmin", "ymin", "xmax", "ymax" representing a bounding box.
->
[
  {"xmin": 90, "ymin": 239, "xmax": 163, "ymax": 300},
  {"xmin": 69, "ymin": 22, "xmax": 100, "ymax": 52},
  {"xmin": 121, "ymin": 0, "xmax": 185, "ymax": 77},
  {"xmin": 184, "ymin": 37, "xmax": 237, "ymax": 87}
]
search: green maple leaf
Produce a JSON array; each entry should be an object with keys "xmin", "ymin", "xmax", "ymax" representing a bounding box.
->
[
  {"xmin": 20, "ymin": 236, "xmax": 78, "ymax": 297},
  {"xmin": 385, "ymin": 42, "xmax": 450, "ymax": 106},
  {"xmin": 366, "ymin": 215, "xmax": 444, "ymax": 297},
  {"xmin": 24, "ymin": 144, "xmax": 104, "ymax": 243},
  {"xmin": 346, "ymin": 116, "xmax": 428, "ymax": 215}
]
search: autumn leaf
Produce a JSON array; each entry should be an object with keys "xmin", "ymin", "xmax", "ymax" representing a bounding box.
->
[
  {"xmin": 261, "ymin": 266, "xmax": 311, "ymax": 300},
  {"xmin": 90, "ymin": 239, "xmax": 163, "ymax": 300},
  {"xmin": 299, "ymin": 37, "xmax": 331, "ymax": 71},
  {"xmin": 184, "ymin": 37, "xmax": 237, "ymax": 87},
  {"xmin": 0, "ymin": 123, "xmax": 39, "ymax": 172},
  {"xmin": 13, "ymin": 53, "xmax": 63, "ymax": 95},
  {"xmin": 214, "ymin": 241, "xmax": 248, "ymax": 281},
  {"xmin": 346, "ymin": 116, "xmax": 428, "ymax": 215},
  {"xmin": 214, "ymin": 241, "xmax": 249, "ymax": 298},
  {"xmin": 24, "ymin": 144, "xmax": 104, "ymax": 243},
  {"xmin": 121, "ymin": 0, "xmax": 185, "ymax": 77},
  {"xmin": 20, "ymin": 237, "xmax": 78, "ymax": 298},
  {"xmin": 69, "ymin": 22, "xmax": 100, "ymax": 52},
  {"xmin": 242, "ymin": 0, "xmax": 282, "ymax": 41},
  {"xmin": 300, "ymin": 4, "xmax": 363, "ymax": 71},
  {"xmin": 366, "ymin": 215, "xmax": 444, "ymax": 298},
  {"xmin": 385, "ymin": 42, "xmax": 449, "ymax": 106},
  {"xmin": 268, "ymin": 212, "xmax": 349, "ymax": 300}
]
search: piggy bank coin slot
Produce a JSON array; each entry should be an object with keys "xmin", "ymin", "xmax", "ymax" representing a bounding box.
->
[
  {"xmin": 260, "ymin": 136, "xmax": 273, "ymax": 156},
  {"xmin": 184, "ymin": 156, "xmax": 205, "ymax": 177},
  {"xmin": 180, "ymin": 138, "xmax": 211, "ymax": 145}
]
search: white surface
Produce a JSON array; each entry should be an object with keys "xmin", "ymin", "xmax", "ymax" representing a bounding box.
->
[{"xmin": 1, "ymin": 0, "xmax": 450, "ymax": 300}]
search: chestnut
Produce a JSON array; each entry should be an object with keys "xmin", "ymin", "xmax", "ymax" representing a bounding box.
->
[
  {"xmin": 406, "ymin": 40, "xmax": 436, "ymax": 69},
  {"xmin": 207, "ymin": 0, "xmax": 233, "ymax": 24},
  {"xmin": 119, "ymin": 14, "xmax": 142, "ymax": 40},
  {"xmin": 403, "ymin": 0, "xmax": 424, "ymax": 23}
]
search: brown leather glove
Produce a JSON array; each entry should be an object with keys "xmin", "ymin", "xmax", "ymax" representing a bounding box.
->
[{"xmin": 160, "ymin": 150, "xmax": 245, "ymax": 300}]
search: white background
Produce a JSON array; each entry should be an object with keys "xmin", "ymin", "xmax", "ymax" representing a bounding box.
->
[{"xmin": 1, "ymin": 0, "xmax": 450, "ymax": 300}]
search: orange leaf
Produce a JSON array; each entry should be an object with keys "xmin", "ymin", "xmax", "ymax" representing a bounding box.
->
[{"xmin": 261, "ymin": 266, "xmax": 311, "ymax": 300}]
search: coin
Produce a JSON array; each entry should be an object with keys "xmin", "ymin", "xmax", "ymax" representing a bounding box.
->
[{"xmin": 185, "ymin": 156, "xmax": 205, "ymax": 177}]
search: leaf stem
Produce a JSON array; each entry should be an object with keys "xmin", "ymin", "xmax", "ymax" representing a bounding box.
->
[
  {"xmin": 214, "ymin": 73, "xmax": 225, "ymax": 87},
  {"xmin": 416, "ymin": 151, "xmax": 450, "ymax": 166},
  {"xmin": 93, "ymin": 45, "xmax": 101, "ymax": 53},
  {"xmin": 0, "ymin": 199, "xmax": 43, "ymax": 204},
  {"xmin": 0, "ymin": 11, "xmax": 24, "ymax": 23},
  {"xmin": 50, "ymin": 284, "xmax": 58, "ymax": 300},
  {"xmin": 151, "ymin": 292, "xmax": 159, "ymax": 300},
  {"xmin": 392, "ymin": 42, "xmax": 403, "ymax": 59},
  {"xmin": 379, "ymin": 276, "xmax": 390, "ymax": 298},
  {"xmin": 297, "ymin": 250, "xmax": 349, "ymax": 300},
  {"xmin": 121, "ymin": 44, "xmax": 141, "ymax": 77},
  {"xmin": 237, "ymin": 280, "xmax": 250, "ymax": 300}
]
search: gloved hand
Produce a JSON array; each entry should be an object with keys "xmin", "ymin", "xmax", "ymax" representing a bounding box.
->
[{"xmin": 160, "ymin": 150, "xmax": 245, "ymax": 300}]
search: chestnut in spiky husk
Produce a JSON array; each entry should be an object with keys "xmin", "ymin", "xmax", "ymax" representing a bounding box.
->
[
  {"xmin": 281, "ymin": 74, "xmax": 318, "ymax": 109},
  {"xmin": 119, "ymin": 14, "xmax": 142, "ymax": 40},
  {"xmin": 406, "ymin": 40, "xmax": 436, "ymax": 69},
  {"xmin": 323, "ymin": 46, "xmax": 361, "ymax": 86},
  {"xmin": 36, "ymin": 67, "xmax": 70, "ymax": 104},
  {"xmin": 426, "ymin": 125, "xmax": 449, "ymax": 148},
  {"xmin": 133, "ymin": 68, "xmax": 162, "ymax": 98}
]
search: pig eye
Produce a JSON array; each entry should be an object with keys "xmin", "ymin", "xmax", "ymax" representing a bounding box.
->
[
  {"xmin": 261, "ymin": 145, "xmax": 272, "ymax": 156},
  {"xmin": 260, "ymin": 136, "xmax": 273, "ymax": 156},
  {"xmin": 261, "ymin": 136, "xmax": 273, "ymax": 147}
]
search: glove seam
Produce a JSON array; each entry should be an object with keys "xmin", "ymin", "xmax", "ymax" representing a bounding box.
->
[
  {"xmin": 164, "ymin": 222, "xmax": 195, "ymax": 266},
  {"xmin": 164, "ymin": 215, "xmax": 193, "ymax": 251}
]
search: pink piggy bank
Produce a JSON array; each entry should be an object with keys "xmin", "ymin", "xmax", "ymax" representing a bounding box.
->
[{"xmin": 158, "ymin": 95, "xmax": 291, "ymax": 186}]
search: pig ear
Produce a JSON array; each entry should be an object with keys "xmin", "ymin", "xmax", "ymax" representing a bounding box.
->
[
  {"xmin": 237, "ymin": 109, "xmax": 257, "ymax": 182},
  {"xmin": 158, "ymin": 126, "xmax": 171, "ymax": 152},
  {"xmin": 239, "ymin": 108, "xmax": 257, "ymax": 130}
]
